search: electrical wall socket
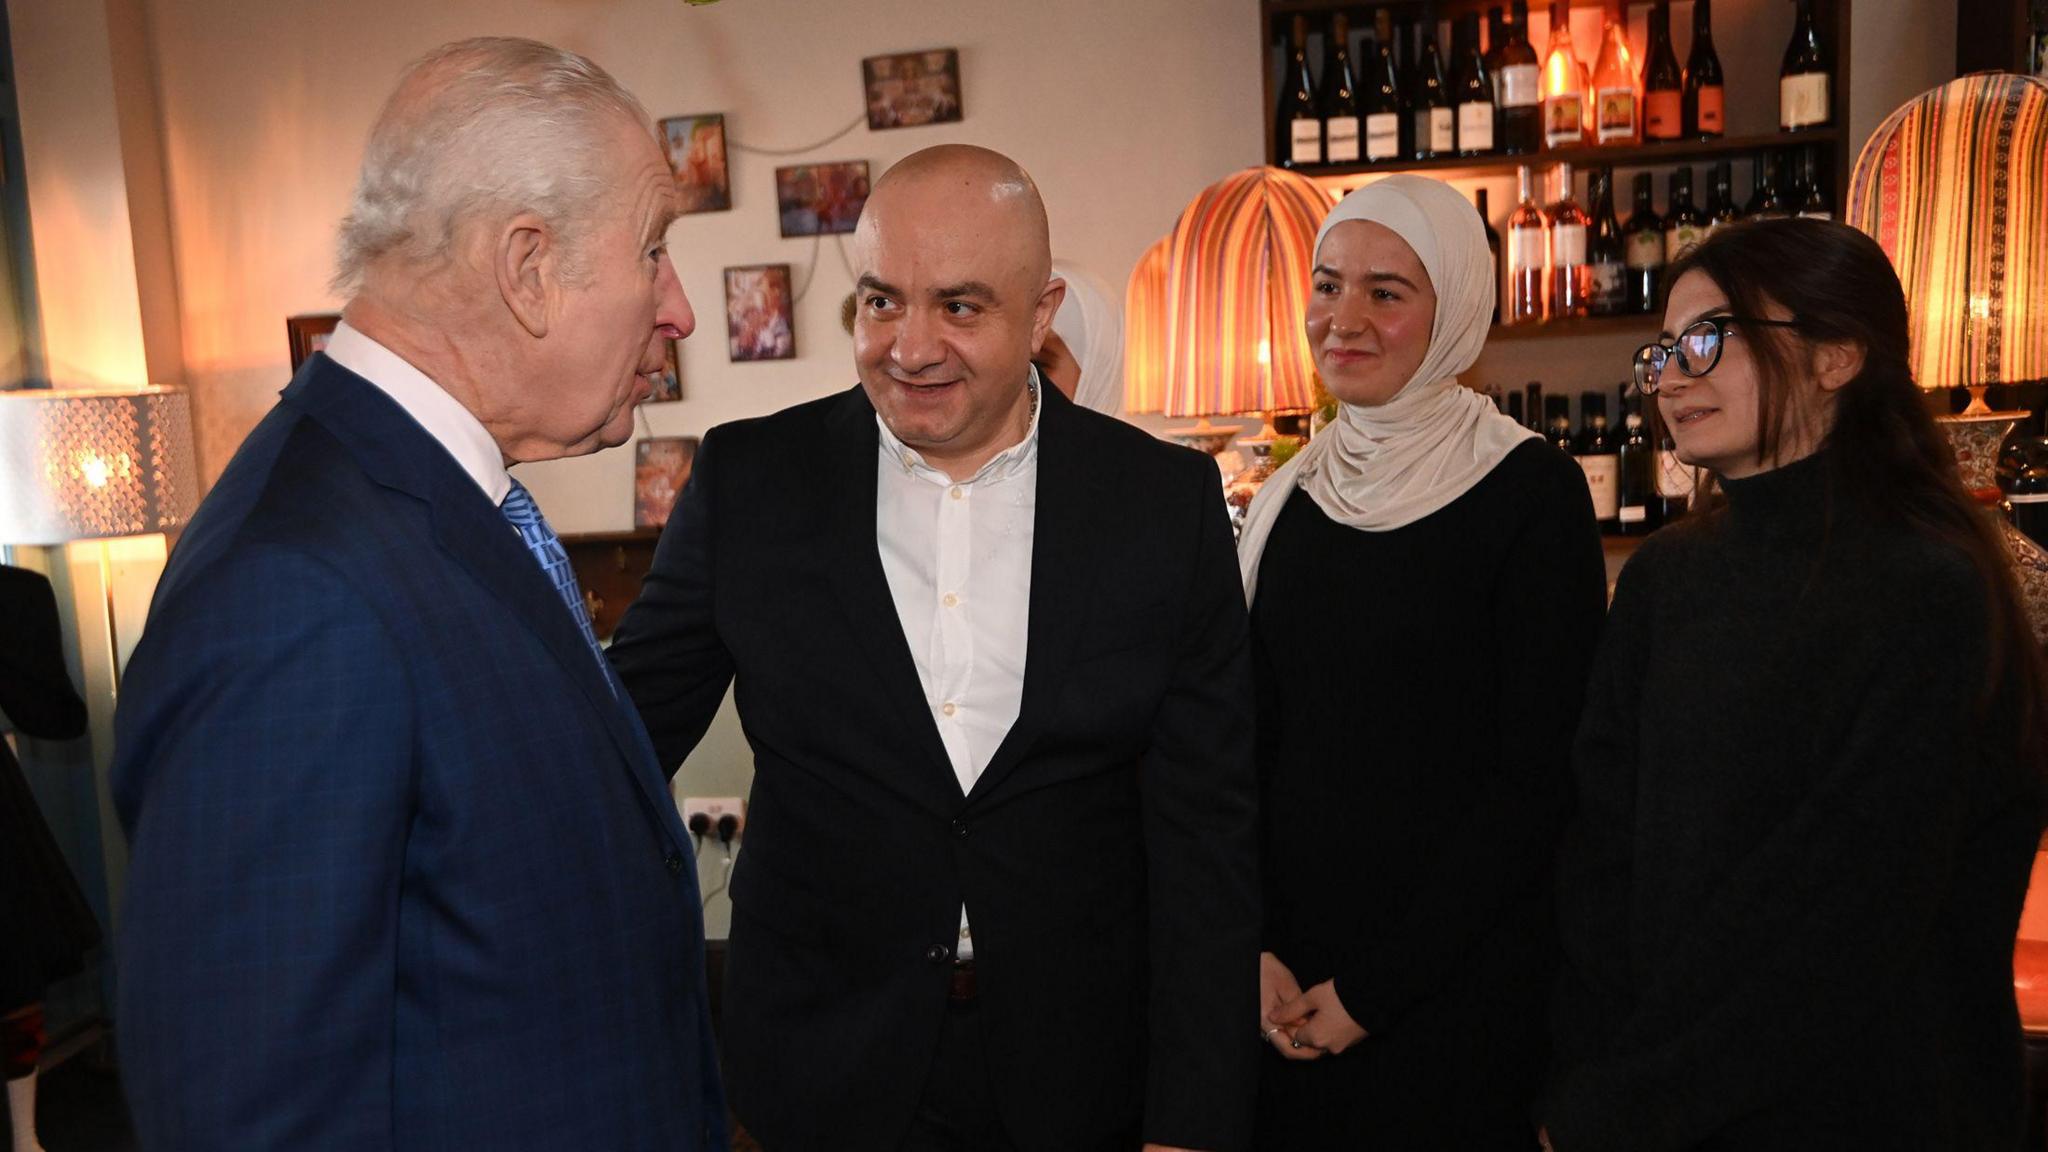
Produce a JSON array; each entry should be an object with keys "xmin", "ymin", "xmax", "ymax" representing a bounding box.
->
[{"xmin": 681, "ymin": 796, "xmax": 746, "ymax": 837}]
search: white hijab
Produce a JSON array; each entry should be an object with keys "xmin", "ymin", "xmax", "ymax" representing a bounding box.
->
[
  {"xmin": 1237, "ymin": 174, "xmax": 1537, "ymax": 603},
  {"xmin": 1050, "ymin": 259, "xmax": 1124, "ymax": 415}
]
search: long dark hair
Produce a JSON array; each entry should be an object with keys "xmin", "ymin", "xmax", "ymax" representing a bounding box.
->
[{"xmin": 1665, "ymin": 218, "xmax": 2041, "ymax": 759}]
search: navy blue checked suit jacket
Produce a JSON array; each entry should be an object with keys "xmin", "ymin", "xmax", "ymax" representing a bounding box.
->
[{"xmin": 112, "ymin": 355, "xmax": 725, "ymax": 1151}]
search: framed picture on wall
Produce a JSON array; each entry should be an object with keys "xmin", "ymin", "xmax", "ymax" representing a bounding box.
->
[
  {"xmin": 634, "ymin": 436, "xmax": 699, "ymax": 529},
  {"xmin": 660, "ymin": 113, "xmax": 731, "ymax": 214},
  {"xmin": 286, "ymin": 313, "xmax": 341, "ymax": 372},
  {"xmin": 643, "ymin": 339, "xmax": 682, "ymax": 403},
  {"xmin": 774, "ymin": 161, "xmax": 870, "ymax": 238},
  {"xmin": 723, "ymin": 264, "xmax": 796, "ymax": 362},
  {"xmin": 862, "ymin": 48, "xmax": 963, "ymax": 130}
]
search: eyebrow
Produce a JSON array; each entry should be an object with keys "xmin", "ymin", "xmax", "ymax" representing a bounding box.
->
[
  {"xmin": 1655, "ymin": 307, "xmax": 1732, "ymax": 340},
  {"xmin": 1313, "ymin": 264, "xmax": 1420, "ymax": 292},
  {"xmin": 853, "ymin": 276, "xmax": 1000, "ymax": 304}
]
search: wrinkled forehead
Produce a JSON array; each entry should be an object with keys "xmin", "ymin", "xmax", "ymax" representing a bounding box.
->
[{"xmin": 855, "ymin": 192, "xmax": 1046, "ymax": 292}]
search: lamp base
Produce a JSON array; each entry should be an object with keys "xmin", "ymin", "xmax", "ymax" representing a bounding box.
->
[
  {"xmin": 1938, "ymin": 407, "xmax": 2030, "ymax": 497},
  {"xmin": 1163, "ymin": 417, "xmax": 1241, "ymax": 457}
]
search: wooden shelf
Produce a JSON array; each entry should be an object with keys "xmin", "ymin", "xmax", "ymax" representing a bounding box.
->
[
  {"xmin": 1491, "ymin": 312, "xmax": 1660, "ymax": 341},
  {"xmin": 1293, "ymin": 128, "xmax": 1842, "ymax": 183}
]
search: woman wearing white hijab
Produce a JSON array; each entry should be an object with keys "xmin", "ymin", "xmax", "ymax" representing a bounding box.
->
[{"xmin": 1245, "ymin": 175, "xmax": 1607, "ymax": 1149}]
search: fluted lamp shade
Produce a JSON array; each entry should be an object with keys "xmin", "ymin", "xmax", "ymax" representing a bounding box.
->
[
  {"xmin": 1123, "ymin": 237, "xmax": 1173, "ymax": 416},
  {"xmin": 1847, "ymin": 72, "xmax": 2048, "ymax": 409},
  {"xmin": 1160, "ymin": 166, "xmax": 1330, "ymax": 421},
  {"xmin": 0, "ymin": 387, "xmax": 198, "ymax": 544}
]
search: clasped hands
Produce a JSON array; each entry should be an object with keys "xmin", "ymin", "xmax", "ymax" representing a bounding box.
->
[{"xmin": 1259, "ymin": 951, "xmax": 1368, "ymax": 1059}]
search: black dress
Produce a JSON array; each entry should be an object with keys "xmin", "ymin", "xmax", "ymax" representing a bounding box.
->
[
  {"xmin": 0, "ymin": 564, "xmax": 100, "ymax": 1011},
  {"xmin": 1251, "ymin": 440, "xmax": 1608, "ymax": 1151},
  {"xmin": 1545, "ymin": 451, "xmax": 2044, "ymax": 1151}
]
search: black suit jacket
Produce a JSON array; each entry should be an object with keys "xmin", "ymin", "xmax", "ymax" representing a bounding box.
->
[{"xmin": 609, "ymin": 383, "xmax": 1260, "ymax": 1152}]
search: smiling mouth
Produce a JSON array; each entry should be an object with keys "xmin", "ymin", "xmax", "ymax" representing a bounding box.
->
[{"xmin": 1673, "ymin": 407, "xmax": 1718, "ymax": 425}]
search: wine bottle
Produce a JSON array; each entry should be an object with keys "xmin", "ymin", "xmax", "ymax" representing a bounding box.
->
[
  {"xmin": 1455, "ymin": 12, "xmax": 1498, "ymax": 156},
  {"xmin": 1588, "ymin": 168, "xmax": 1628, "ymax": 317},
  {"xmin": 1278, "ymin": 14, "xmax": 1322, "ymax": 168},
  {"xmin": 1366, "ymin": 9, "xmax": 1405, "ymax": 161},
  {"xmin": 1780, "ymin": 0, "xmax": 1831, "ymax": 131},
  {"xmin": 1576, "ymin": 390, "xmax": 1622, "ymax": 530},
  {"xmin": 1548, "ymin": 162, "xmax": 1592, "ymax": 319},
  {"xmin": 1643, "ymin": 1, "xmax": 1684, "ymax": 142},
  {"xmin": 1795, "ymin": 146, "xmax": 1833, "ymax": 219},
  {"xmin": 1542, "ymin": 2, "xmax": 1588, "ymax": 150},
  {"xmin": 1546, "ymin": 394, "xmax": 1575, "ymax": 456},
  {"xmin": 1683, "ymin": 0, "xmax": 1725, "ymax": 138},
  {"xmin": 1663, "ymin": 167, "xmax": 1705, "ymax": 264},
  {"xmin": 1526, "ymin": 381, "xmax": 1546, "ymax": 431},
  {"xmin": 1617, "ymin": 389, "xmax": 1656, "ymax": 534},
  {"xmin": 1487, "ymin": 5, "xmax": 1509, "ymax": 104},
  {"xmin": 1506, "ymin": 390, "xmax": 1526, "ymax": 427},
  {"xmin": 1591, "ymin": 4, "xmax": 1640, "ymax": 146},
  {"xmin": 1323, "ymin": 13, "xmax": 1363, "ymax": 164},
  {"xmin": 1477, "ymin": 188, "xmax": 1504, "ymax": 326},
  {"xmin": 1623, "ymin": 172, "xmax": 1665, "ymax": 314},
  {"xmin": 1508, "ymin": 165, "xmax": 1550, "ymax": 324},
  {"xmin": 1655, "ymin": 432, "xmax": 1694, "ymax": 524},
  {"xmin": 1411, "ymin": 10, "xmax": 1454, "ymax": 159},
  {"xmin": 1706, "ymin": 161, "xmax": 1741, "ymax": 232},
  {"xmin": 1498, "ymin": 0, "xmax": 1544, "ymax": 154},
  {"xmin": 1745, "ymin": 150, "xmax": 1789, "ymax": 218}
]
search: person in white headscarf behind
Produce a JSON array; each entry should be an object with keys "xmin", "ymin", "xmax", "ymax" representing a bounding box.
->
[
  {"xmin": 1032, "ymin": 258, "xmax": 1123, "ymax": 414},
  {"xmin": 1243, "ymin": 174, "xmax": 1607, "ymax": 1150}
]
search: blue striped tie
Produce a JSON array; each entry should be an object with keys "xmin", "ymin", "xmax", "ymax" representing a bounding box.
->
[{"xmin": 501, "ymin": 478, "xmax": 614, "ymax": 690}]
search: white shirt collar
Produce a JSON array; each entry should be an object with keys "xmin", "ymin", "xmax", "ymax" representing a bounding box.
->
[
  {"xmin": 322, "ymin": 320, "xmax": 512, "ymax": 505},
  {"xmin": 875, "ymin": 367, "xmax": 1044, "ymax": 488}
]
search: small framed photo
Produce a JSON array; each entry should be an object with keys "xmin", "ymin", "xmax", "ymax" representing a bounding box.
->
[
  {"xmin": 660, "ymin": 113, "xmax": 731, "ymax": 214},
  {"xmin": 862, "ymin": 48, "xmax": 963, "ymax": 131},
  {"xmin": 286, "ymin": 313, "xmax": 340, "ymax": 371},
  {"xmin": 774, "ymin": 161, "xmax": 870, "ymax": 238},
  {"xmin": 723, "ymin": 264, "xmax": 797, "ymax": 362},
  {"xmin": 643, "ymin": 339, "xmax": 682, "ymax": 404},
  {"xmin": 634, "ymin": 436, "xmax": 700, "ymax": 529}
]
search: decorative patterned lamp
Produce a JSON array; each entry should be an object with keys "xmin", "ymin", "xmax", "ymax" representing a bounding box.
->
[
  {"xmin": 0, "ymin": 387, "xmax": 197, "ymax": 544},
  {"xmin": 1123, "ymin": 236, "xmax": 1174, "ymax": 426},
  {"xmin": 1846, "ymin": 71, "xmax": 2048, "ymax": 496}
]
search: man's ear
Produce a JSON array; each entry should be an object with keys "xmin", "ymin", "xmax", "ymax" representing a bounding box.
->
[
  {"xmin": 1813, "ymin": 337, "xmax": 1865, "ymax": 393},
  {"xmin": 495, "ymin": 212, "xmax": 556, "ymax": 339},
  {"xmin": 1030, "ymin": 277, "xmax": 1068, "ymax": 355}
]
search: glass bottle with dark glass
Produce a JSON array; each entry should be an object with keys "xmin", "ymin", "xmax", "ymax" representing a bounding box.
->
[
  {"xmin": 1576, "ymin": 390, "xmax": 1621, "ymax": 531},
  {"xmin": 1526, "ymin": 381, "xmax": 1546, "ymax": 431},
  {"xmin": 1454, "ymin": 12, "xmax": 1497, "ymax": 156},
  {"xmin": 1545, "ymin": 394, "xmax": 1575, "ymax": 456},
  {"xmin": 1745, "ymin": 150, "xmax": 1789, "ymax": 218},
  {"xmin": 1277, "ymin": 14, "xmax": 1322, "ymax": 168},
  {"xmin": 1656, "ymin": 432, "xmax": 1694, "ymax": 524},
  {"xmin": 1663, "ymin": 166, "xmax": 1705, "ymax": 264},
  {"xmin": 1322, "ymin": 12, "xmax": 1363, "ymax": 165},
  {"xmin": 1587, "ymin": 168, "xmax": 1628, "ymax": 316},
  {"xmin": 1642, "ymin": 1, "xmax": 1684, "ymax": 142},
  {"xmin": 1624, "ymin": 172, "xmax": 1664, "ymax": 313},
  {"xmin": 1683, "ymin": 0, "xmax": 1725, "ymax": 138},
  {"xmin": 1795, "ymin": 146, "xmax": 1833, "ymax": 219},
  {"xmin": 1548, "ymin": 163, "xmax": 1592, "ymax": 319},
  {"xmin": 1410, "ymin": 8, "xmax": 1453, "ymax": 159},
  {"xmin": 1477, "ymin": 188, "xmax": 1503, "ymax": 325},
  {"xmin": 1497, "ymin": 0, "xmax": 1543, "ymax": 154},
  {"xmin": 1617, "ymin": 386, "xmax": 1656, "ymax": 534},
  {"xmin": 1780, "ymin": 0, "xmax": 1832, "ymax": 130},
  {"xmin": 1706, "ymin": 161, "xmax": 1741, "ymax": 232},
  {"xmin": 1366, "ymin": 9, "xmax": 1405, "ymax": 161}
]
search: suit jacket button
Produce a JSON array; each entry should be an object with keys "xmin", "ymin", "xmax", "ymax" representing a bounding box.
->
[
  {"xmin": 665, "ymin": 851, "xmax": 684, "ymax": 875},
  {"xmin": 952, "ymin": 819, "xmax": 969, "ymax": 839},
  {"xmin": 925, "ymin": 944, "xmax": 952, "ymax": 965}
]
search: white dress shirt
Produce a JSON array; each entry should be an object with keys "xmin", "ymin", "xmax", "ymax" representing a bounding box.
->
[
  {"xmin": 875, "ymin": 372, "xmax": 1042, "ymax": 960},
  {"xmin": 322, "ymin": 320, "xmax": 511, "ymax": 505}
]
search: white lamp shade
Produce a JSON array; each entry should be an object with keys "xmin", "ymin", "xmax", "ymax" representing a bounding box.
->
[{"xmin": 0, "ymin": 387, "xmax": 198, "ymax": 544}]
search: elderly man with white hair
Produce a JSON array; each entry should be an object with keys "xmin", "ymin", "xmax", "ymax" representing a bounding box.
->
[{"xmin": 111, "ymin": 37, "xmax": 724, "ymax": 1151}]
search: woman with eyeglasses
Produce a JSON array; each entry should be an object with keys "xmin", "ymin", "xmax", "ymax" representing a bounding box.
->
[
  {"xmin": 1238, "ymin": 175, "xmax": 1607, "ymax": 1148},
  {"xmin": 1542, "ymin": 218, "xmax": 2045, "ymax": 1151}
]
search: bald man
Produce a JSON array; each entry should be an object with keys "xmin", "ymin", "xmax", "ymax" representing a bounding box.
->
[{"xmin": 610, "ymin": 146, "xmax": 1259, "ymax": 1152}]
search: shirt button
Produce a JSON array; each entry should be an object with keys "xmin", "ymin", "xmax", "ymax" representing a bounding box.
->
[
  {"xmin": 942, "ymin": 593, "xmax": 959, "ymax": 608},
  {"xmin": 925, "ymin": 944, "xmax": 952, "ymax": 965},
  {"xmin": 941, "ymin": 702, "xmax": 957, "ymax": 718},
  {"xmin": 902, "ymin": 452, "xmax": 918, "ymax": 469},
  {"xmin": 664, "ymin": 851, "xmax": 684, "ymax": 875},
  {"xmin": 949, "ymin": 486, "xmax": 964, "ymax": 501}
]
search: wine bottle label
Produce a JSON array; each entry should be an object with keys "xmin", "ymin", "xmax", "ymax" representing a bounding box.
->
[
  {"xmin": 1545, "ymin": 94, "xmax": 1584, "ymax": 146},
  {"xmin": 1423, "ymin": 108, "xmax": 1455, "ymax": 153},
  {"xmin": 1590, "ymin": 259, "xmax": 1626, "ymax": 304},
  {"xmin": 1645, "ymin": 90, "xmax": 1682, "ymax": 138},
  {"xmin": 1656, "ymin": 449, "xmax": 1696, "ymax": 499},
  {"xmin": 1500, "ymin": 63, "xmax": 1541, "ymax": 107},
  {"xmin": 1508, "ymin": 224, "xmax": 1546, "ymax": 271},
  {"xmin": 1626, "ymin": 230, "xmax": 1664, "ymax": 269},
  {"xmin": 1290, "ymin": 118, "xmax": 1322, "ymax": 164},
  {"xmin": 1780, "ymin": 72, "xmax": 1830, "ymax": 128},
  {"xmin": 1551, "ymin": 223, "xmax": 1588, "ymax": 266},
  {"xmin": 1457, "ymin": 101, "xmax": 1495, "ymax": 149},
  {"xmin": 1619, "ymin": 504, "xmax": 1648, "ymax": 524},
  {"xmin": 1365, "ymin": 113, "xmax": 1400, "ymax": 160},
  {"xmin": 2009, "ymin": 493, "xmax": 2048, "ymax": 504},
  {"xmin": 1595, "ymin": 87, "xmax": 1637, "ymax": 141},
  {"xmin": 1326, "ymin": 117, "xmax": 1362, "ymax": 163},
  {"xmin": 1696, "ymin": 86, "xmax": 1725, "ymax": 132},
  {"xmin": 1798, "ymin": 208, "xmax": 1834, "ymax": 221},
  {"xmin": 1579, "ymin": 456, "xmax": 1621, "ymax": 518},
  {"xmin": 1665, "ymin": 223, "xmax": 1703, "ymax": 263}
]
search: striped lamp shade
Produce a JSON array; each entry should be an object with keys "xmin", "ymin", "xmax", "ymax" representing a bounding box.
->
[
  {"xmin": 1159, "ymin": 166, "xmax": 1333, "ymax": 419},
  {"xmin": 1123, "ymin": 237, "xmax": 1173, "ymax": 415},
  {"xmin": 1846, "ymin": 72, "xmax": 2048, "ymax": 392}
]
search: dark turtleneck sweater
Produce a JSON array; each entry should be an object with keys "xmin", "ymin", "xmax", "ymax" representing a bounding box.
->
[{"xmin": 1546, "ymin": 450, "xmax": 2044, "ymax": 1152}]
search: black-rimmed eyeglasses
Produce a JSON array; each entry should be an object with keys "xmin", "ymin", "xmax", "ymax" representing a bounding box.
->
[{"xmin": 1632, "ymin": 315, "xmax": 1801, "ymax": 395}]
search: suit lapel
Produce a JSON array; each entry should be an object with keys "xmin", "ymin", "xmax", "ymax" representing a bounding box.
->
[
  {"xmin": 822, "ymin": 389, "xmax": 964, "ymax": 809},
  {"xmin": 287, "ymin": 359, "xmax": 689, "ymax": 847},
  {"xmin": 966, "ymin": 388, "xmax": 1118, "ymax": 807}
]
